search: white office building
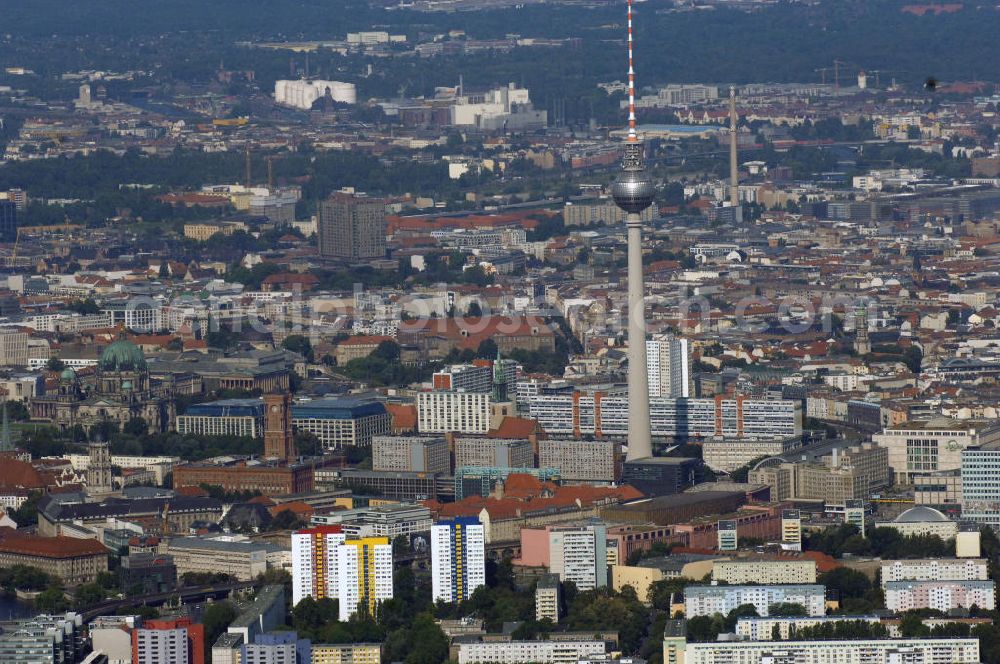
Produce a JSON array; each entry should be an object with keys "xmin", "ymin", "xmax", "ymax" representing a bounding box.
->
[
  {"xmin": 417, "ymin": 391, "xmax": 492, "ymax": 434},
  {"xmin": 431, "ymin": 518, "xmax": 486, "ymax": 603},
  {"xmin": 874, "ymin": 418, "xmax": 1000, "ymax": 484}
]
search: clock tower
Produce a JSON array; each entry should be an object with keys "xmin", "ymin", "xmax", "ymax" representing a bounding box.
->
[{"xmin": 264, "ymin": 392, "xmax": 297, "ymax": 462}]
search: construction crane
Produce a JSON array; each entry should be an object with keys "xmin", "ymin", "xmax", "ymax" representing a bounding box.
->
[
  {"xmin": 833, "ymin": 59, "xmax": 848, "ymax": 90},
  {"xmin": 814, "ymin": 67, "xmax": 832, "ymax": 85}
]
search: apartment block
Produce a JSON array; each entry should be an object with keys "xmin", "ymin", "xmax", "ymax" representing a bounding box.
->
[
  {"xmin": 456, "ymin": 639, "xmax": 606, "ymax": 664},
  {"xmin": 884, "ymin": 580, "xmax": 996, "ymax": 612},
  {"xmin": 528, "ymin": 394, "xmax": 801, "ymax": 440},
  {"xmin": 712, "ymin": 559, "xmax": 817, "ymax": 585},
  {"xmin": 455, "ymin": 437, "xmax": 534, "ymax": 470},
  {"xmin": 880, "ymin": 559, "xmax": 989, "ymax": 586},
  {"xmin": 684, "ymin": 584, "xmax": 826, "ymax": 618},
  {"xmin": 372, "ymin": 435, "xmax": 450, "ymax": 474},
  {"xmin": 678, "ymin": 638, "xmax": 980, "ymax": 664},
  {"xmin": 538, "ymin": 439, "xmax": 619, "ymax": 482}
]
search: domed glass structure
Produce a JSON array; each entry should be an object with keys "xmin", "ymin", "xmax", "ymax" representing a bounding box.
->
[
  {"xmin": 99, "ymin": 337, "xmax": 148, "ymax": 372},
  {"xmin": 894, "ymin": 506, "xmax": 949, "ymax": 523}
]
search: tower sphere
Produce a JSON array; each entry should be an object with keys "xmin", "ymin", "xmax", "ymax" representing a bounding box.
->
[{"xmin": 612, "ymin": 167, "xmax": 655, "ymax": 214}]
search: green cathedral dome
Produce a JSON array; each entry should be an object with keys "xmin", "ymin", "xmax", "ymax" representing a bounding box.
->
[
  {"xmin": 60, "ymin": 367, "xmax": 76, "ymax": 381},
  {"xmin": 99, "ymin": 337, "xmax": 148, "ymax": 372}
]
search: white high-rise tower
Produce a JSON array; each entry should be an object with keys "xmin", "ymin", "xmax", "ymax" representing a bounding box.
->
[
  {"xmin": 613, "ymin": 0, "xmax": 655, "ymax": 462},
  {"xmin": 647, "ymin": 334, "xmax": 691, "ymax": 398}
]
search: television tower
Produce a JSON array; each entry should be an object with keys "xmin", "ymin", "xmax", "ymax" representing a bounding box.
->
[
  {"xmin": 729, "ymin": 86, "xmax": 740, "ymax": 211},
  {"xmin": 612, "ymin": 0, "xmax": 654, "ymax": 462}
]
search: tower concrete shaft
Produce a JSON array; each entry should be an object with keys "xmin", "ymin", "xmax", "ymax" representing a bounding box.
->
[
  {"xmin": 626, "ymin": 214, "xmax": 652, "ymax": 461},
  {"xmin": 729, "ymin": 86, "xmax": 739, "ymax": 209}
]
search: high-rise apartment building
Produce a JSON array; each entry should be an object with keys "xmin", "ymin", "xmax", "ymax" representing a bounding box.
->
[
  {"xmin": 336, "ymin": 536, "xmax": 393, "ymax": 620},
  {"xmin": 132, "ymin": 617, "xmax": 205, "ymax": 664},
  {"xmin": 548, "ymin": 522, "xmax": 607, "ymax": 591},
  {"xmin": 535, "ymin": 574, "xmax": 560, "ymax": 623},
  {"xmin": 291, "ymin": 525, "xmax": 345, "ymax": 606},
  {"xmin": 0, "ymin": 201, "xmax": 16, "ymax": 243},
  {"xmin": 781, "ymin": 509, "xmax": 802, "ymax": 551},
  {"xmin": 646, "ymin": 335, "xmax": 691, "ymax": 398},
  {"xmin": 431, "ymin": 517, "xmax": 486, "ymax": 603},
  {"xmin": 291, "ymin": 526, "xmax": 393, "ymax": 620},
  {"xmin": 317, "ymin": 193, "xmax": 386, "ymax": 259}
]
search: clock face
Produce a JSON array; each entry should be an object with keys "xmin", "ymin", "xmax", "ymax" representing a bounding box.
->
[{"xmin": 271, "ymin": 405, "xmax": 279, "ymax": 412}]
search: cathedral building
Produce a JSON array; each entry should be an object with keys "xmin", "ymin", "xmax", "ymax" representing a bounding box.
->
[{"xmin": 31, "ymin": 334, "xmax": 175, "ymax": 433}]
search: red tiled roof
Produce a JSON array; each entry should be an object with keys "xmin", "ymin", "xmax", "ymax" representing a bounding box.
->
[
  {"xmin": 0, "ymin": 534, "xmax": 107, "ymax": 558},
  {"xmin": 488, "ymin": 417, "xmax": 543, "ymax": 439},
  {"xmin": 270, "ymin": 501, "xmax": 314, "ymax": 517},
  {"xmin": 0, "ymin": 459, "xmax": 47, "ymax": 491},
  {"xmin": 174, "ymin": 486, "xmax": 209, "ymax": 497},
  {"xmin": 385, "ymin": 403, "xmax": 417, "ymax": 431}
]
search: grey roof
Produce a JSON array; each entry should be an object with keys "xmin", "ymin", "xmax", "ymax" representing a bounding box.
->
[
  {"xmin": 212, "ymin": 632, "xmax": 244, "ymax": 650},
  {"xmin": 894, "ymin": 506, "xmax": 951, "ymax": 523},
  {"xmin": 41, "ymin": 495, "xmax": 222, "ymax": 522},
  {"xmin": 884, "ymin": 580, "xmax": 994, "ymax": 590},
  {"xmin": 230, "ymin": 585, "xmax": 286, "ymax": 630},
  {"xmin": 166, "ymin": 537, "xmax": 267, "ymax": 553},
  {"xmin": 685, "ymin": 584, "xmax": 825, "ymax": 597}
]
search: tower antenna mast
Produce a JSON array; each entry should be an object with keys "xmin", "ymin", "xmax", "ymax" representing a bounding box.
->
[{"xmin": 613, "ymin": 0, "xmax": 654, "ymax": 462}]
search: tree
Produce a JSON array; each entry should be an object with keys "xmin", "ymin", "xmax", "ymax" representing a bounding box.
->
[
  {"xmin": 899, "ymin": 612, "xmax": 931, "ymax": 637},
  {"xmin": 202, "ymin": 601, "xmax": 237, "ymax": 651},
  {"xmin": 74, "ymin": 582, "xmax": 107, "ymax": 609},
  {"xmin": 818, "ymin": 568, "xmax": 871, "ymax": 600},
  {"xmin": 123, "ymin": 417, "xmax": 148, "ymax": 437},
  {"xmin": 35, "ymin": 587, "xmax": 69, "ymax": 612},
  {"xmin": 46, "ymin": 357, "xmax": 65, "ymax": 372},
  {"xmin": 477, "ymin": 339, "xmax": 498, "ymax": 359},
  {"xmin": 466, "ymin": 301, "xmax": 483, "ymax": 317},
  {"xmin": 282, "ymin": 335, "xmax": 314, "ymax": 362},
  {"xmin": 769, "ymin": 602, "xmax": 808, "ymax": 617}
]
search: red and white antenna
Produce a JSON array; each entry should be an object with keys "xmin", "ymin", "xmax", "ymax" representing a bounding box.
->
[{"xmin": 626, "ymin": 0, "xmax": 638, "ymax": 142}]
